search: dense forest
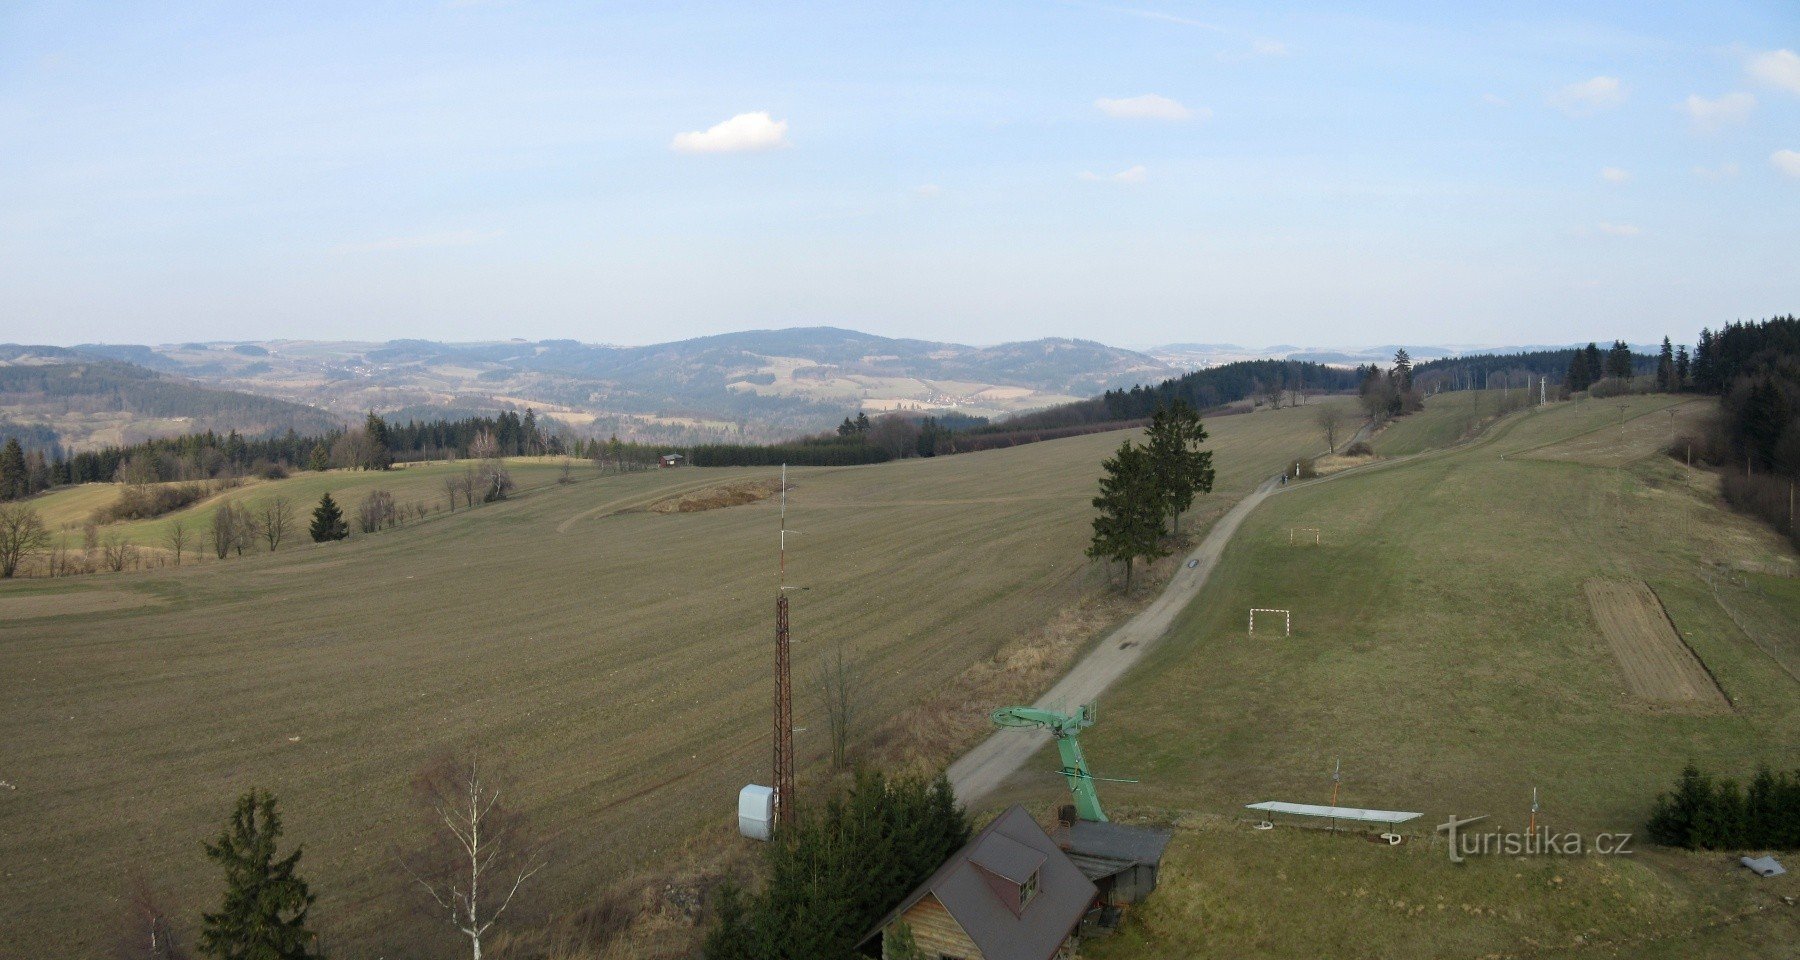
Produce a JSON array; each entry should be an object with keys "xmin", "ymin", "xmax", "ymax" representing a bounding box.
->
[{"xmin": 1686, "ymin": 316, "xmax": 1800, "ymax": 547}]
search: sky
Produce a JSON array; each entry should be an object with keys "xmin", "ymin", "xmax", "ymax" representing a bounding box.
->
[{"xmin": 0, "ymin": 1, "xmax": 1796, "ymax": 350}]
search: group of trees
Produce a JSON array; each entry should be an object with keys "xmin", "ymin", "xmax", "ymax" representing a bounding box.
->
[
  {"xmin": 1087, "ymin": 401, "xmax": 1216, "ymax": 589},
  {"xmin": 1646, "ymin": 761, "xmax": 1800, "ymax": 851},
  {"xmin": 704, "ymin": 771, "xmax": 969, "ymax": 960},
  {"xmin": 122, "ymin": 749, "xmax": 546, "ymax": 960},
  {"xmin": 1356, "ymin": 349, "xmax": 1423, "ymax": 420},
  {"xmin": 0, "ymin": 407, "xmax": 578, "ymax": 503},
  {"xmin": 1099, "ymin": 359, "xmax": 1363, "ymax": 421}
]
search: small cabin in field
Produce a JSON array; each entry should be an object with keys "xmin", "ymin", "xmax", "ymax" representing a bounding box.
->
[
  {"xmin": 864, "ymin": 804, "xmax": 1096, "ymax": 960},
  {"xmin": 658, "ymin": 453, "xmax": 684, "ymax": 468},
  {"xmin": 1049, "ymin": 810, "xmax": 1172, "ymax": 933}
]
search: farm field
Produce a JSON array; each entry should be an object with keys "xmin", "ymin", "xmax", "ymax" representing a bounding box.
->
[
  {"xmin": 985, "ymin": 394, "xmax": 1800, "ymax": 957},
  {"xmin": 0, "ymin": 401, "xmax": 1347, "ymax": 958}
]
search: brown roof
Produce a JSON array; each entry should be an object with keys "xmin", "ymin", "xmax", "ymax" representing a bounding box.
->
[{"xmin": 863, "ymin": 805, "xmax": 1096, "ymax": 960}]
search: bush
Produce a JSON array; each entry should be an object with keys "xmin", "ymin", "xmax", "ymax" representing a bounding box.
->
[
  {"xmin": 90, "ymin": 481, "xmax": 223, "ymax": 523},
  {"xmin": 1646, "ymin": 761, "xmax": 1800, "ymax": 850},
  {"xmin": 1342, "ymin": 441, "xmax": 1374, "ymax": 457}
]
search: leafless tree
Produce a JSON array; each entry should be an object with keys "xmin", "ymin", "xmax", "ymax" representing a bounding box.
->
[
  {"xmin": 1314, "ymin": 404, "xmax": 1348, "ymax": 454},
  {"xmin": 258, "ymin": 497, "xmax": 294, "ymax": 551},
  {"xmin": 401, "ymin": 750, "xmax": 545, "ymax": 960},
  {"xmin": 164, "ymin": 519, "xmax": 187, "ymax": 567},
  {"xmin": 558, "ymin": 458, "xmax": 574, "ymax": 484},
  {"xmin": 814, "ymin": 640, "xmax": 868, "ymax": 770},
  {"xmin": 358, "ymin": 490, "xmax": 396, "ymax": 533},
  {"xmin": 102, "ymin": 534, "xmax": 139, "ymax": 572},
  {"xmin": 0, "ymin": 504, "xmax": 51, "ymax": 578},
  {"xmin": 209, "ymin": 506, "xmax": 235, "ymax": 560},
  {"xmin": 229, "ymin": 505, "xmax": 259, "ymax": 556},
  {"xmin": 468, "ymin": 430, "xmax": 500, "ymax": 461},
  {"xmin": 112, "ymin": 873, "xmax": 188, "ymax": 960},
  {"xmin": 444, "ymin": 474, "xmax": 460, "ymax": 512}
]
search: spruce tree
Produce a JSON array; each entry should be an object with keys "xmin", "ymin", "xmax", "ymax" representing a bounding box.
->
[
  {"xmin": 1657, "ymin": 336, "xmax": 1676, "ymax": 391},
  {"xmin": 1566, "ymin": 351, "xmax": 1590, "ymax": 392},
  {"xmin": 1583, "ymin": 343, "xmax": 1604, "ymax": 385},
  {"xmin": 306, "ymin": 443, "xmax": 330, "ymax": 472},
  {"xmin": 1087, "ymin": 439, "xmax": 1168, "ymax": 590},
  {"xmin": 1146, "ymin": 401, "xmax": 1215, "ymax": 535},
  {"xmin": 199, "ymin": 789, "xmax": 318, "ymax": 960},
  {"xmin": 363, "ymin": 412, "xmax": 393, "ymax": 471},
  {"xmin": 0, "ymin": 437, "xmax": 26, "ymax": 501},
  {"xmin": 309, "ymin": 493, "xmax": 348, "ymax": 542}
]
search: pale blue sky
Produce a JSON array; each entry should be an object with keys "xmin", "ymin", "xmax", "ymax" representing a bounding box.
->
[{"xmin": 1, "ymin": 1, "xmax": 1795, "ymax": 349}]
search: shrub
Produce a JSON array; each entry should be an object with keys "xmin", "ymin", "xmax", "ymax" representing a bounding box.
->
[
  {"xmin": 1342, "ymin": 441, "xmax": 1374, "ymax": 457},
  {"xmin": 90, "ymin": 481, "xmax": 219, "ymax": 524}
]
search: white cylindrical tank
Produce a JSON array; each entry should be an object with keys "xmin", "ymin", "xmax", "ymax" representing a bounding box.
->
[{"xmin": 738, "ymin": 784, "xmax": 774, "ymax": 841}]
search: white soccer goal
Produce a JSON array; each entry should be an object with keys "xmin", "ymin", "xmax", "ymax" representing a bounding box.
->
[
  {"xmin": 1249, "ymin": 608, "xmax": 1292, "ymax": 636},
  {"xmin": 1290, "ymin": 527, "xmax": 1320, "ymax": 546}
]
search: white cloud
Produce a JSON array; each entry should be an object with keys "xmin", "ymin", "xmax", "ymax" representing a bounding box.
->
[
  {"xmin": 1773, "ymin": 149, "xmax": 1800, "ymax": 179},
  {"xmin": 1080, "ymin": 164, "xmax": 1147, "ymax": 183},
  {"xmin": 670, "ymin": 111, "xmax": 790, "ymax": 154},
  {"xmin": 1677, "ymin": 92, "xmax": 1755, "ymax": 131},
  {"xmin": 1217, "ymin": 38, "xmax": 1290, "ymax": 62},
  {"xmin": 1482, "ymin": 93, "xmax": 1509, "ymax": 107},
  {"xmin": 1692, "ymin": 162, "xmax": 1740, "ymax": 180},
  {"xmin": 914, "ymin": 184, "xmax": 942, "ymax": 198},
  {"xmin": 1600, "ymin": 166, "xmax": 1631, "ymax": 183},
  {"xmin": 1095, "ymin": 94, "xmax": 1198, "ymax": 121},
  {"xmin": 1747, "ymin": 49, "xmax": 1800, "ymax": 95},
  {"xmin": 1549, "ymin": 76, "xmax": 1626, "ymax": 116},
  {"xmin": 338, "ymin": 229, "xmax": 490, "ymax": 253},
  {"xmin": 1596, "ymin": 222, "xmax": 1640, "ymax": 237}
]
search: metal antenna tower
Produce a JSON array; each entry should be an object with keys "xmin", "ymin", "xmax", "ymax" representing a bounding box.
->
[{"xmin": 772, "ymin": 464, "xmax": 795, "ymax": 831}]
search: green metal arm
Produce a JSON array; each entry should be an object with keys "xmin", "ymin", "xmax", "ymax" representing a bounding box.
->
[{"xmin": 990, "ymin": 704, "xmax": 1108, "ymax": 822}]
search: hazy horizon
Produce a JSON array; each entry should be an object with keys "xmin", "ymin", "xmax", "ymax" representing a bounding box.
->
[{"xmin": 3, "ymin": 2, "xmax": 1796, "ymax": 348}]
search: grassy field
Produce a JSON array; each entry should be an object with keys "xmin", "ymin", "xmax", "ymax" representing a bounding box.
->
[
  {"xmin": 984, "ymin": 394, "xmax": 1800, "ymax": 957},
  {"xmin": 1370, "ymin": 388, "xmax": 1524, "ymax": 455},
  {"xmin": 24, "ymin": 456, "xmax": 582, "ymax": 554},
  {"xmin": 0, "ymin": 401, "xmax": 1346, "ymax": 958}
]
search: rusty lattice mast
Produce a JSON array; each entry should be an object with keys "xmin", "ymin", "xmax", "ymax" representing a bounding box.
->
[{"xmin": 772, "ymin": 463, "xmax": 795, "ymax": 831}]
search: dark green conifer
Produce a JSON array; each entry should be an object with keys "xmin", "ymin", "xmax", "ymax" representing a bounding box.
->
[
  {"xmin": 309, "ymin": 493, "xmax": 348, "ymax": 542},
  {"xmin": 198, "ymin": 789, "xmax": 318, "ymax": 960}
]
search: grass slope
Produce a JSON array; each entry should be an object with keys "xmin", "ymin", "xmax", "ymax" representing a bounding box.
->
[
  {"xmin": 986, "ymin": 395, "xmax": 1800, "ymax": 957},
  {"xmin": 0, "ymin": 402, "xmax": 1344, "ymax": 959}
]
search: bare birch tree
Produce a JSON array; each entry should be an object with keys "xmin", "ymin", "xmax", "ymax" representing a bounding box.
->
[
  {"xmin": 401, "ymin": 751, "xmax": 544, "ymax": 960},
  {"xmin": 112, "ymin": 873, "xmax": 188, "ymax": 960}
]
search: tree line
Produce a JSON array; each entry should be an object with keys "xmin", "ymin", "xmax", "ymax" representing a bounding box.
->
[
  {"xmin": 1086, "ymin": 401, "xmax": 1216, "ymax": 589},
  {"xmin": 1646, "ymin": 761, "xmax": 1800, "ymax": 851}
]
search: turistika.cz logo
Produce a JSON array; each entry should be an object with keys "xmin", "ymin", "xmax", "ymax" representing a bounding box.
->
[{"xmin": 1435, "ymin": 814, "xmax": 1634, "ymax": 863}]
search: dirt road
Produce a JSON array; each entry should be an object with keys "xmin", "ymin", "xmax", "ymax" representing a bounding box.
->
[{"xmin": 947, "ymin": 473, "xmax": 1283, "ymax": 805}]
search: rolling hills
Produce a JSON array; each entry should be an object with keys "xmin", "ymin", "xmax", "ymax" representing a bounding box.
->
[{"xmin": 0, "ymin": 400, "xmax": 1341, "ymax": 958}]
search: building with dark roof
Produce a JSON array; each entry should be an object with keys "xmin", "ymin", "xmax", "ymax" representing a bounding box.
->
[{"xmin": 864, "ymin": 804, "xmax": 1097, "ymax": 960}]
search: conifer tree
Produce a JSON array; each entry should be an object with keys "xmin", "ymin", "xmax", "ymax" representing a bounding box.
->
[
  {"xmin": 364, "ymin": 412, "xmax": 393, "ymax": 471},
  {"xmin": 306, "ymin": 443, "xmax": 330, "ymax": 472},
  {"xmin": 1145, "ymin": 401, "xmax": 1215, "ymax": 535},
  {"xmin": 0, "ymin": 437, "xmax": 27, "ymax": 501},
  {"xmin": 1087, "ymin": 439, "xmax": 1168, "ymax": 590},
  {"xmin": 1583, "ymin": 343, "xmax": 1604, "ymax": 385},
  {"xmin": 198, "ymin": 789, "xmax": 318, "ymax": 960},
  {"xmin": 309, "ymin": 493, "xmax": 348, "ymax": 542},
  {"xmin": 1566, "ymin": 350, "xmax": 1591, "ymax": 392},
  {"xmin": 1657, "ymin": 336, "xmax": 1676, "ymax": 391}
]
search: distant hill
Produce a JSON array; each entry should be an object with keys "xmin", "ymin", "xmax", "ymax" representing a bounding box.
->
[
  {"xmin": 0, "ymin": 352, "xmax": 340, "ymax": 454},
  {"xmin": 56, "ymin": 328, "xmax": 1185, "ymax": 444}
]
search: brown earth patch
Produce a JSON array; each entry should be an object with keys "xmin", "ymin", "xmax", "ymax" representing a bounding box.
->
[
  {"xmin": 1583, "ymin": 578, "xmax": 1729, "ymax": 709},
  {"xmin": 646, "ymin": 478, "xmax": 786, "ymax": 514}
]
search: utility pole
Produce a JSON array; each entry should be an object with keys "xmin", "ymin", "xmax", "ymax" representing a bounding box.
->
[{"xmin": 772, "ymin": 464, "xmax": 795, "ymax": 831}]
